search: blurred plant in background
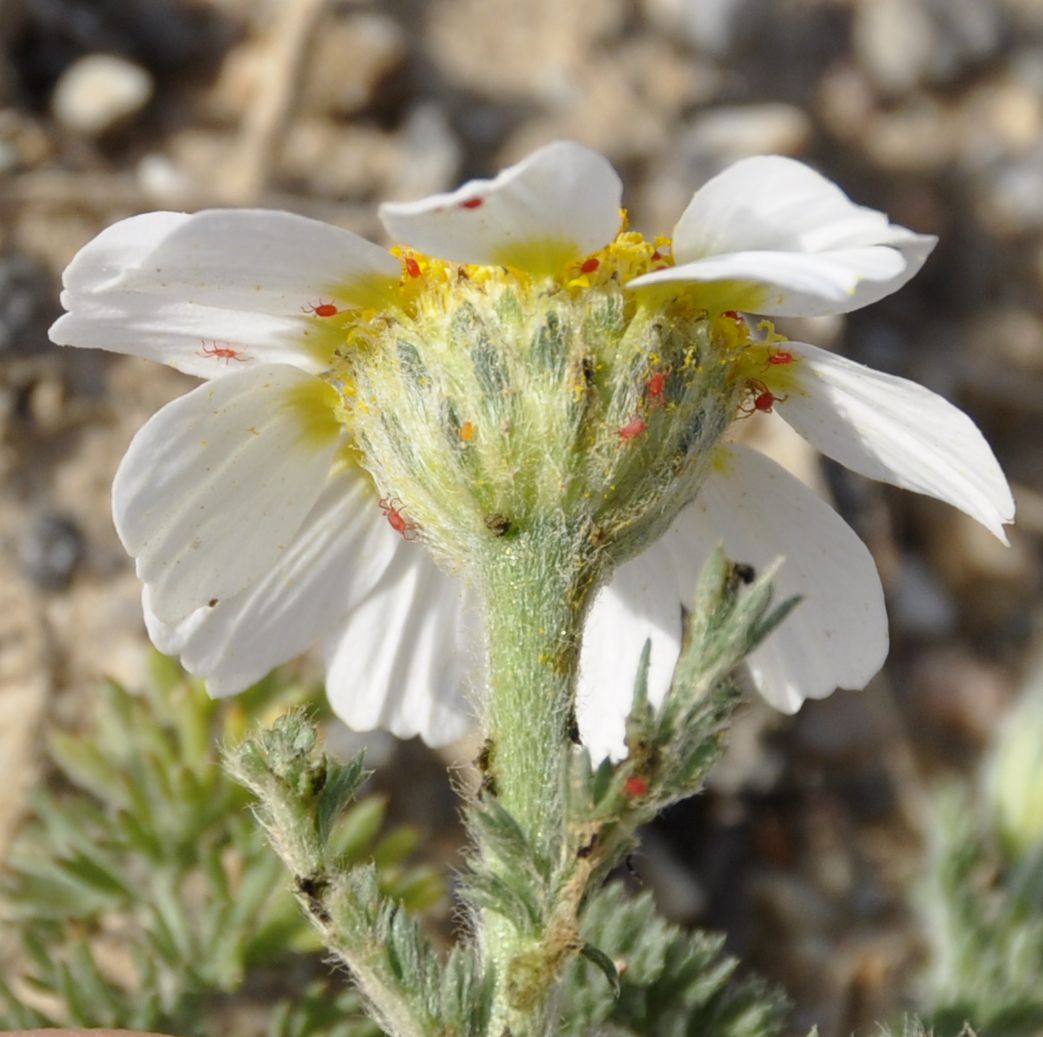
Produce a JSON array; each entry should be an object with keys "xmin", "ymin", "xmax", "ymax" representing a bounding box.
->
[
  {"xmin": 914, "ymin": 658, "xmax": 1043, "ymax": 1037},
  {"xmin": 0, "ymin": 654, "xmax": 440, "ymax": 1037}
]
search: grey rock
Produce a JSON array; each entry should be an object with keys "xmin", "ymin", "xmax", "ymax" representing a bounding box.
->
[
  {"xmin": 684, "ymin": 103, "xmax": 812, "ymax": 164},
  {"xmin": 855, "ymin": 0, "xmax": 1007, "ymax": 97},
  {"xmin": 644, "ymin": 0, "xmax": 751, "ymax": 57},
  {"xmin": 389, "ymin": 103, "xmax": 462, "ymax": 200},
  {"xmin": 51, "ymin": 52, "xmax": 153, "ymax": 136},
  {"xmin": 890, "ymin": 555, "xmax": 958, "ymax": 638},
  {"xmin": 0, "ymin": 252, "xmax": 53, "ymax": 356},
  {"xmin": 20, "ymin": 512, "xmax": 84, "ymax": 591}
]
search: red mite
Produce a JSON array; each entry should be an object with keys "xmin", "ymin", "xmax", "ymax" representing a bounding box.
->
[
  {"xmin": 645, "ymin": 370, "xmax": 667, "ymax": 402},
  {"xmin": 405, "ymin": 256, "xmax": 422, "ymax": 278},
  {"xmin": 623, "ymin": 775, "xmax": 649, "ymax": 798},
  {"xmin": 618, "ymin": 416, "xmax": 648, "ymax": 441},
  {"xmin": 767, "ymin": 350, "xmax": 794, "ymax": 365},
  {"xmin": 460, "ymin": 197, "xmax": 483, "ymax": 209},
  {"xmin": 379, "ymin": 498, "xmax": 418, "ymax": 540},
  {"xmin": 198, "ymin": 340, "xmax": 249, "ymax": 363},
  {"xmin": 723, "ymin": 310, "xmax": 745, "ymax": 323},
  {"xmin": 754, "ymin": 391, "xmax": 776, "ymax": 413},
  {"xmin": 580, "ymin": 257, "xmax": 600, "ymax": 274},
  {"xmin": 304, "ymin": 300, "xmax": 340, "ymax": 318}
]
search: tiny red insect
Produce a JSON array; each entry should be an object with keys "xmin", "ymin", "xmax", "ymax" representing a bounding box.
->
[
  {"xmin": 623, "ymin": 775, "xmax": 648, "ymax": 798},
  {"xmin": 459, "ymin": 197, "xmax": 483, "ymax": 209},
  {"xmin": 379, "ymin": 497, "xmax": 418, "ymax": 540},
  {"xmin": 767, "ymin": 350, "xmax": 794, "ymax": 365},
  {"xmin": 723, "ymin": 310, "xmax": 745, "ymax": 323},
  {"xmin": 580, "ymin": 257, "xmax": 600, "ymax": 274},
  {"xmin": 302, "ymin": 300, "xmax": 340, "ymax": 318},
  {"xmin": 404, "ymin": 256, "xmax": 422, "ymax": 278},
  {"xmin": 617, "ymin": 416, "xmax": 648, "ymax": 441},
  {"xmin": 198, "ymin": 340, "xmax": 249, "ymax": 363},
  {"xmin": 645, "ymin": 370, "xmax": 667, "ymax": 403},
  {"xmin": 754, "ymin": 391, "xmax": 776, "ymax": 413}
]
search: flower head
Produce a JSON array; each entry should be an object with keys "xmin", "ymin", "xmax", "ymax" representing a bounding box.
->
[{"xmin": 50, "ymin": 142, "xmax": 1013, "ymax": 759}]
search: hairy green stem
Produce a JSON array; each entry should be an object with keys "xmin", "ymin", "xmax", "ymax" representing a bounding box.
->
[{"xmin": 477, "ymin": 525, "xmax": 599, "ymax": 1036}]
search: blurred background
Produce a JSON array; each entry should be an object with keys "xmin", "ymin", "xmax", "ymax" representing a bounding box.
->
[{"xmin": 0, "ymin": 0, "xmax": 1041, "ymax": 1033}]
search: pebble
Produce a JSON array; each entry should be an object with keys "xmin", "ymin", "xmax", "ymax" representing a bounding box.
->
[
  {"xmin": 0, "ymin": 251, "xmax": 53, "ymax": 356},
  {"xmin": 280, "ymin": 120, "xmax": 397, "ymax": 199},
  {"xmin": 643, "ymin": 0, "xmax": 749, "ymax": 56},
  {"xmin": 853, "ymin": 0, "xmax": 937, "ymax": 97},
  {"xmin": 968, "ymin": 307, "xmax": 1043, "ymax": 378},
  {"xmin": 638, "ymin": 103, "xmax": 811, "ymax": 231},
  {"xmin": 922, "ymin": 507, "xmax": 1037, "ymax": 632},
  {"xmin": 388, "ymin": 103, "xmax": 462, "ymax": 200},
  {"xmin": 889, "ymin": 554, "xmax": 958, "ymax": 638},
  {"xmin": 854, "ymin": 0, "xmax": 1007, "ymax": 97},
  {"xmin": 683, "ymin": 103, "xmax": 812, "ymax": 165},
  {"xmin": 909, "ymin": 646, "xmax": 1013, "ymax": 746},
  {"xmin": 860, "ymin": 98, "xmax": 957, "ymax": 174},
  {"xmin": 303, "ymin": 13, "xmax": 408, "ymax": 119},
  {"xmin": 974, "ymin": 142, "xmax": 1043, "ymax": 236},
  {"xmin": 51, "ymin": 53, "xmax": 154, "ymax": 137},
  {"xmin": 956, "ymin": 74, "xmax": 1043, "ymax": 167},
  {"xmin": 20, "ymin": 512, "xmax": 84, "ymax": 591}
]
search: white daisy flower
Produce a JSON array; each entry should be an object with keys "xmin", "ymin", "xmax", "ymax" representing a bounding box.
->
[{"xmin": 49, "ymin": 142, "xmax": 1013, "ymax": 760}]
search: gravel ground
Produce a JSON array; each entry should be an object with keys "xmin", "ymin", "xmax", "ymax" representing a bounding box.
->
[{"xmin": 1, "ymin": 1, "xmax": 1041, "ymax": 1033}]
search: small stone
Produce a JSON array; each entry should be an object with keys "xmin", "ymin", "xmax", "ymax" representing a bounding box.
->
[
  {"xmin": 0, "ymin": 251, "xmax": 54, "ymax": 356},
  {"xmin": 909, "ymin": 646, "xmax": 1013, "ymax": 747},
  {"xmin": 20, "ymin": 512, "xmax": 84, "ymax": 591},
  {"xmin": 854, "ymin": 0, "xmax": 936, "ymax": 97},
  {"xmin": 51, "ymin": 53, "xmax": 154, "ymax": 137},
  {"xmin": 427, "ymin": 0, "xmax": 625, "ymax": 101},
  {"xmin": 27, "ymin": 377, "xmax": 67, "ymax": 432},
  {"xmin": 956, "ymin": 74, "xmax": 1043, "ymax": 166},
  {"xmin": 643, "ymin": 0, "xmax": 749, "ymax": 57},
  {"xmin": 280, "ymin": 120, "xmax": 397, "ymax": 199},
  {"xmin": 815, "ymin": 63, "xmax": 876, "ymax": 143},
  {"xmin": 302, "ymin": 13, "xmax": 407, "ymax": 118},
  {"xmin": 889, "ymin": 554, "xmax": 958, "ymax": 638},
  {"xmin": 968, "ymin": 307, "xmax": 1043, "ymax": 378},
  {"xmin": 922, "ymin": 507, "xmax": 1036, "ymax": 632},
  {"xmin": 975, "ymin": 142, "xmax": 1043, "ymax": 237},
  {"xmin": 136, "ymin": 153, "xmax": 197, "ymax": 205},
  {"xmin": 683, "ymin": 103, "xmax": 812, "ymax": 165},
  {"xmin": 638, "ymin": 103, "xmax": 812, "ymax": 232},
  {"xmin": 388, "ymin": 103, "xmax": 462, "ymax": 200},
  {"xmin": 855, "ymin": 0, "xmax": 1007, "ymax": 97},
  {"xmin": 860, "ymin": 98, "xmax": 958, "ymax": 174}
]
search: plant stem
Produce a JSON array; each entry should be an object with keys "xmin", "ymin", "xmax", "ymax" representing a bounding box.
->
[{"xmin": 477, "ymin": 525, "xmax": 598, "ymax": 1036}]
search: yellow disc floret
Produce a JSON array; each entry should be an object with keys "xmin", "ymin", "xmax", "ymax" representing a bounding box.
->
[{"xmin": 301, "ymin": 229, "xmax": 793, "ymax": 573}]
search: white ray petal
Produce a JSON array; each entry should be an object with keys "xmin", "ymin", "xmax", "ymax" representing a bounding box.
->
[
  {"xmin": 323, "ymin": 548, "xmax": 473, "ymax": 746},
  {"xmin": 577, "ymin": 544, "xmax": 685, "ymax": 762},
  {"xmin": 114, "ymin": 363, "xmax": 340, "ymax": 623},
  {"xmin": 50, "ymin": 291, "xmax": 326, "ymax": 377},
  {"xmin": 61, "ymin": 212, "xmax": 190, "ymax": 292},
  {"xmin": 379, "ymin": 141, "xmax": 622, "ymax": 275},
  {"xmin": 777, "ymin": 341, "xmax": 1015, "ymax": 542},
  {"xmin": 143, "ymin": 465, "xmax": 400, "ymax": 694},
  {"xmin": 629, "ymin": 155, "xmax": 935, "ymax": 316},
  {"xmin": 664, "ymin": 444, "xmax": 888, "ymax": 713},
  {"xmin": 51, "ymin": 209, "xmax": 400, "ymax": 374},
  {"xmin": 105, "ymin": 209, "xmax": 401, "ymax": 314}
]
